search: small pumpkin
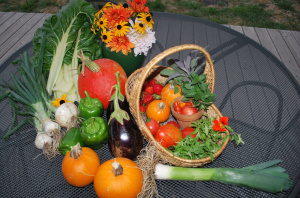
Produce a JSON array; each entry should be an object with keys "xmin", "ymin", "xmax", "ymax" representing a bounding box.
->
[
  {"xmin": 146, "ymin": 100, "xmax": 170, "ymax": 122},
  {"xmin": 94, "ymin": 157, "xmax": 143, "ymax": 198},
  {"xmin": 61, "ymin": 143, "xmax": 100, "ymax": 187},
  {"xmin": 161, "ymin": 83, "xmax": 182, "ymax": 107}
]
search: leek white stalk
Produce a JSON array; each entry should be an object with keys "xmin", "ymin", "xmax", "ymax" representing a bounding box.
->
[{"xmin": 154, "ymin": 160, "xmax": 293, "ymax": 193}]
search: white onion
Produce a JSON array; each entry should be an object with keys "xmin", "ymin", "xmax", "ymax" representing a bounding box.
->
[
  {"xmin": 35, "ymin": 132, "xmax": 53, "ymax": 149},
  {"xmin": 55, "ymin": 102, "xmax": 79, "ymax": 128},
  {"xmin": 43, "ymin": 120, "xmax": 61, "ymax": 137}
]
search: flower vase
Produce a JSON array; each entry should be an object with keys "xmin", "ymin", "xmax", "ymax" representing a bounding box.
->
[
  {"xmin": 171, "ymin": 96, "xmax": 204, "ymax": 130},
  {"xmin": 101, "ymin": 43, "xmax": 145, "ymax": 77}
]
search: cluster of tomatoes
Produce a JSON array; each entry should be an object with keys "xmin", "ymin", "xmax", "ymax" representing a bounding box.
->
[
  {"xmin": 140, "ymin": 79, "xmax": 198, "ymax": 149},
  {"xmin": 173, "ymin": 101, "xmax": 198, "ymax": 115}
]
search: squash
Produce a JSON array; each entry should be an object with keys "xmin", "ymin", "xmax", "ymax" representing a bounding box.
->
[
  {"xmin": 161, "ymin": 83, "xmax": 182, "ymax": 107},
  {"xmin": 61, "ymin": 143, "xmax": 100, "ymax": 187},
  {"xmin": 94, "ymin": 157, "xmax": 143, "ymax": 198},
  {"xmin": 146, "ymin": 100, "xmax": 170, "ymax": 122},
  {"xmin": 78, "ymin": 57, "xmax": 127, "ymax": 109}
]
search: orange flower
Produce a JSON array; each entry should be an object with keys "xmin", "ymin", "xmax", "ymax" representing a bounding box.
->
[
  {"xmin": 103, "ymin": 4, "xmax": 133, "ymax": 30},
  {"xmin": 106, "ymin": 35, "xmax": 135, "ymax": 56},
  {"xmin": 213, "ymin": 117, "xmax": 228, "ymax": 132},
  {"xmin": 127, "ymin": 0, "xmax": 149, "ymax": 12}
]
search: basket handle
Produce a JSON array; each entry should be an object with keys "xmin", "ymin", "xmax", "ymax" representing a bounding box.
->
[{"xmin": 135, "ymin": 43, "xmax": 214, "ymax": 94}]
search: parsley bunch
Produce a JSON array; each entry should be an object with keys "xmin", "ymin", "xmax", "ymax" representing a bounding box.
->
[{"xmin": 171, "ymin": 117, "xmax": 227, "ymax": 161}]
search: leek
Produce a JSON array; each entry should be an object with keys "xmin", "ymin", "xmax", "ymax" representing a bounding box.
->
[
  {"xmin": 0, "ymin": 33, "xmax": 62, "ymax": 158},
  {"xmin": 155, "ymin": 159, "xmax": 293, "ymax": 193},
  {"xmin": 1, "ymin": 51, "xmax": 60, "ymax": 141}
]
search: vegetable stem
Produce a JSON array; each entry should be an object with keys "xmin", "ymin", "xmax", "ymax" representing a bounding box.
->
[
  {"xmin": 112, "ymin": 161, "xmax": 123, "ymax": 176},
  {"xmin": 84, "ymin": 91, "xmax": 92, "ymax": 106},
  {"xmin": 70, "ymin": 143, "xmax": 82, "ymax": 159},
  {"xmin": 108, "ymin": 71, "xmax": 130, "ymax": 125},
  {"xmin": 78, "ymin": 52, "xmax": 100, "ymax": 76}
]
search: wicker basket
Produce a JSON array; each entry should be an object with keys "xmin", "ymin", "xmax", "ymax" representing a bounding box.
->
[{"xmin": 125, "ymin": 44, "xmax": 229, "ymax": 167}]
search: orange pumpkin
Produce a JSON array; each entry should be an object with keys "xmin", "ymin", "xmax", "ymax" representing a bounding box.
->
[
  {"xmin": 146, "ymin": 100, "xmax": 170, "ymax": 122},
  {"xmin": 61, "ymin": 143, "xmax": 100, "ymax": 187},
  {"xmin": 94, "ymin": 157, "xmax": 143, "ymax": 198},
  {"xmin": 161, "ymin": 84, "xmax": 182, "ymax": 107}
]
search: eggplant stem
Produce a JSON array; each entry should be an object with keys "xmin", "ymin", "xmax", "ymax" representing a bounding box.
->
[{"xmin": 108, "ymin": 71, "xmax": 130, "ymax": 125}]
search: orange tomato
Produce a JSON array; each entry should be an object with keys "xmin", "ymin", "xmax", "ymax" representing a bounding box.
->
[
  {"xmin": 161, "ymin": 84, "xmax": 182, "ymax": 107},
  {"xmin": 61, "ymin": 143, "xmax": 100, "ymax": 187},
  {"xmin": 146, "ymin": 100, "xmax": 170, "ymax": 122},
  {"xmin": 94, "ymin": 157, "xmax": 143, "ymax": 198}
]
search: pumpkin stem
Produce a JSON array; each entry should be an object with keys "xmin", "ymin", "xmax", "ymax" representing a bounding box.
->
[
  {"xmin": 158, "ymin": 102, "xmax": 166, "ymax": 110},
  {"xmin": 77, "ymin": 51, "xmax": 100, "ymax": 76},
  {"xmin": 112, "ymin": 161, "xmax": 123, "ymax": 176},
  {"xmin": 70, "ymin": 143, "xmax": 82, "ymax": 159}
]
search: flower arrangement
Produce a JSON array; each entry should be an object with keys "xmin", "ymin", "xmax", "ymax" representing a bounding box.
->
[{"xmin": 92, "ymin": 0, "xmax": 156, "ymax": 56}]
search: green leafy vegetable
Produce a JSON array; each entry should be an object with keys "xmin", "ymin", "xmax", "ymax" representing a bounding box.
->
[
  {"xmin": 160, "ymin": 50, "xmax": 215, "ymax": 111},
  {"xmin": 172, "ymin": 117, "xmax": 224, "ymax": 160},
  {"xmin": 32, "ymin": 0, "xmax": 102, "ymax": 102}
]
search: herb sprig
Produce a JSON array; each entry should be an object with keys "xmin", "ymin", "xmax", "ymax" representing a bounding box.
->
[{"xmin": 160, "ymin": 50, "xmax": 215, "ymax": 111}]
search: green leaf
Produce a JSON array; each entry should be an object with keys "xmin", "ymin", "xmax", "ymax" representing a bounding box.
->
[
  {"xmin": 174, "ymin": 86, "xmax": 180, "ymax": 94},
  {"xmin": 32, "ymin": 0, "xmax": 98, "ymax": 98},
  {"xmin": 160, "ymin": 68, "xmax": 178, "ymax": 76}
]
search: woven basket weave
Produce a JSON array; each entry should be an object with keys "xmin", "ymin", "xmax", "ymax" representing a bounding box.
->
[{"xmin": 125, "ymin": 44, "xmax": 229, "ymax": 167}]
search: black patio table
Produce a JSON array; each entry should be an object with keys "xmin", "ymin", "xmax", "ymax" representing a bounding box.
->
[{"xmin": 0, "ymin": 12, "xmax": 299, "ymax": 198}]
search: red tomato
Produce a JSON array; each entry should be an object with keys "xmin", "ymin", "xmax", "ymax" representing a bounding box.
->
[
  {"xmin": 154, "ymin": 124, "xmax": 182, "ymax": 148},
  {"xmin": 78, "ymin": 58, "xmax": 127, "ymax": 109},
  {"xmin": 181, "ymin": 105, "xmax": 198, "ymax": 115},
  {"xmin": 174, "ymin": 102, "xmax": 182, "ymax": 113},
  {"xmin": 167, "ymin": 121, "xmax": 180, "ymax": 128},
  {"xmin": 182, "ymin": 127, "xmax": 197, "ymax": 139},
  {"xmin": 146, "ymin": 119, "xmax": 160, "ymax": 136}
]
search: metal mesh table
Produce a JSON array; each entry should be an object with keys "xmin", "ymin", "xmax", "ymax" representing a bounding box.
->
[{"xmin": 0, "ymin": 12, "xmax": 299, "ymax": 197}]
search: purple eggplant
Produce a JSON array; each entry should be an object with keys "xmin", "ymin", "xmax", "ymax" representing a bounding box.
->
[{"xmin": 108, "ymin": 71, "xmax": 143, "ymax": 160}]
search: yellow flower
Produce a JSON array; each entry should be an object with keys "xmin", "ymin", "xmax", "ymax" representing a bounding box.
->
[
  {"xmin": 114, "ymin": 21, "xmax": 130, "ymax": 37},
  {"xmin": 91, "ymin": 26, "xmax": 96, "ymax": 35},
  {"xmin": 133, "ymin": 20, "xmax": 145, "ymax": 34},
  {"xmin": 97, "ymin": 17, "xmax": 108, "ymax": 30},
  {"xmin": 98, "ymin": 2, "xmax": 112, "ymax": 15},
  {"xmin": 101, "ymin": 28, "xmax": 113, "ymax": 43},
  {"xmin": 95, "ymin": 10, "xmax": 101, "ymax": 19},
  {"xmin": 52, "ymin": 94, "xmax": 72, "ymax": 107},
  {"xmin": 138, "ymin": 12, "xmax": 154, "ymax": 30}
]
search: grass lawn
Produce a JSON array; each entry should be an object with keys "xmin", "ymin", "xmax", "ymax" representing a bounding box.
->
[{"xmin": 0, "ymin": 0, "xmax": 299, "ymax": 31}]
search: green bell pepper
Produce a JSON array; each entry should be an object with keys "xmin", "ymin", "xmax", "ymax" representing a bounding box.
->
[
  {"xmin": 59, "ymin": 127, "xmax": 83, "ymax": 155},
  {"xmin": 80, "ymin": 117, "xmax": 108, "ymax": 150},
  {"xmin": 79, "ymin": 91, "xmax": 104, "ymax": 120}
]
